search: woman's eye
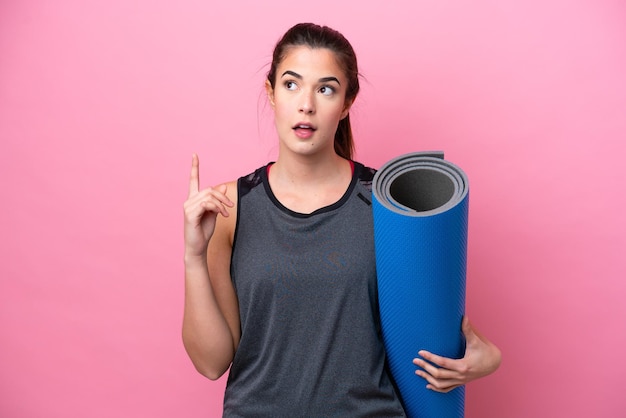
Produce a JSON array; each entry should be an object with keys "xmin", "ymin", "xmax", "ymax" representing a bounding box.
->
[
  {"xmin": 285, "ymin": 81, "xmax": 297, "ymax": 90},
  {"xmin": 319, "ymin": 86, "xmax": 335, "ymax": 96}
]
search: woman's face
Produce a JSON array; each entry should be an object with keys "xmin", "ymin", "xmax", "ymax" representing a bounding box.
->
[{"xmin": 266, "ymin": 46, "xmax": 352, "ymax": 158}]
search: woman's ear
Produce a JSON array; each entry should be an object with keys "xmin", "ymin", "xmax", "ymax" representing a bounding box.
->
[
  {"xmin": 340, "ymin": 98, "xmax": 354, "ymax": 120},
  {"xmin": 265, "ymin": 80, "xmax": 275, "ymax": 107}
]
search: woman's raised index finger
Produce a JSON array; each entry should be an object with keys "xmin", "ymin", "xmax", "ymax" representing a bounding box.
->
[{"xmin": 188, "ymin": 153, "xmax": 200, "ymax": 195}]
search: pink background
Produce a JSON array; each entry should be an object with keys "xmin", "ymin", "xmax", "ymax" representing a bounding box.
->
[{"xmin": 1, "ymin": 0, "xmax": 625, "ymax": 417}]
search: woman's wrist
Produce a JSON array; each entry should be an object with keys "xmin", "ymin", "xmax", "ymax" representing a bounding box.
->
[{"xmin": 184, "ymin": 252, "xmax": 208, "ymax": 270}]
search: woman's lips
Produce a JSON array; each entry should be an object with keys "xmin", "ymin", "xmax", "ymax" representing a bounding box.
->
[{"xmin": 293, "ymin": 123, "xmax": 316, "ymax": 139}]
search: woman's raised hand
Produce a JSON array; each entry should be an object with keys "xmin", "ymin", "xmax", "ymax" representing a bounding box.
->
[{"xmin": 183, "ymin": 154, "xmax": 234, "ymax": 260}]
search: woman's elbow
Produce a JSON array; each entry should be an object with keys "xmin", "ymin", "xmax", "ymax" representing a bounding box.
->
[
  {"xmin": 193, "ymin": 362, "xmax": 229, "ymax": 381},
  {"xmin": 183, "ymin": 342, "xmax": 232, "ymax": 380}
]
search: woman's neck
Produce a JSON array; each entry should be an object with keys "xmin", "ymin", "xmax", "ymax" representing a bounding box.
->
[
  {"xmin": 268, "ymin": 152, "xmax": 353, "ymax": 214},
  {"xmin": 271, "ymin": 153, "xmax": 347, "ymax": 186}
]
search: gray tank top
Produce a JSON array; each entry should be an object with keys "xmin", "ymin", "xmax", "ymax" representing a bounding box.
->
[{"xmin": 224, "ymin": 162, "xmax": 406, "ymax": 417}]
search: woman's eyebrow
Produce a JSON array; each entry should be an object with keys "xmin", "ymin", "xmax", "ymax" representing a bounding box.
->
[
  {"xmin": 281, "ymin": 70, "xmax": 303, "ymax": 79},
  {"xmin": 318, "ymin": 76, "xmax": 341, "ymax": 85},
  {"xmin": 281, "ymin": 70, "xmax": 341, "ymax": 85}
]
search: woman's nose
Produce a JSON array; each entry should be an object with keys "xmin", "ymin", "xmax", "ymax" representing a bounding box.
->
[{"xmin": 299, "ymin": 92, "xmax": 315, "ymax": 114}]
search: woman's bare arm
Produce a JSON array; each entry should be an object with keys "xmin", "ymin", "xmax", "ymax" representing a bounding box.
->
[{"xmin": 181, "ymin": 155, "xmax": 240, "ymax": 380}]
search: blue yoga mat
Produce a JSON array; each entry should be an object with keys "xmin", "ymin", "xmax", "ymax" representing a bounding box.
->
[{"xmin": 372, "ymin": 151, "xmax": 468, "ymax": 418}]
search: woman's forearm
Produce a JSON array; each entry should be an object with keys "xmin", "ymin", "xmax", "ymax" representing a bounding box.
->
[{"xmin": 182, "ymin": 255, "xmax": 235, "ymax": 380}]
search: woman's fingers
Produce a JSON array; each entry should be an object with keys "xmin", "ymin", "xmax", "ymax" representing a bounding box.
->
[
  {"xmin": 413, "ymin": 359, "xmax": 464, "ymax": 393},
  {"xmin": 199, "ymin": 195, "xmax": 229, "ymax": 218},
  {"xmin": 416, "ymin": 350, "xmax": 467, "ymax": 374},
  {"xmin": 188, "ymin": 154, "xmax": 200, "ymax": 197},
  {"xmin": 185, "ymin": 153, "xmax": 233, "ymax": 218},
  {"xmin": 413, "ymin": 351, "xmax": 469, "ymax": 393},
  {"xmin": 213, "ymin": 184, "xmax": 235, "ymax": 210},
  {"xmin": 413, "ymin": 356, "xmax": 461, "ymax": 380},
  {"xmin": 415, "ymin": 368, "xmax": 463, "ymax": 392},
  {"xmin": 185, "ymin": 188, "xmax": 231, "ymax": 219}
]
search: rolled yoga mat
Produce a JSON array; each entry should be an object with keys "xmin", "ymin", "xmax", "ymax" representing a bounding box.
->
[{"xmin": 372, "ymin": 151, "xmax": 468, "ymax": 418}]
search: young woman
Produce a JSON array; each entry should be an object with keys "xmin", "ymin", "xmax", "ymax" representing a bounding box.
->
[{"xmin": 182, "ymin": 23, "xmax": 501, "ymax": 416}]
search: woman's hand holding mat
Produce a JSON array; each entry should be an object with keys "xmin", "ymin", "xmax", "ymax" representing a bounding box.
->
[{"xmin": 413, "ymin": 317, "xmax": 502, "ymax": 393}]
